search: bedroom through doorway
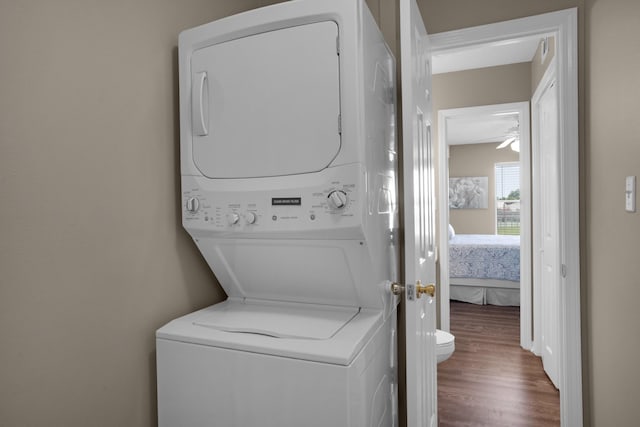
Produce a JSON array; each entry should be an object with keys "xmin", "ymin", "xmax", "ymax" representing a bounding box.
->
[{"xmin": 443, "ymin": 104, "xmax": 527, "ymax": 310}]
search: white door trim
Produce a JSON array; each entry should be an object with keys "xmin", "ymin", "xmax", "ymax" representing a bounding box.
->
[
  {"xmin": 437, "ymin": 102, "xmax": 531, "ymax": 350},
  {"xmin": 431, "ymin": 8, "xmax": 582, "ymax": 427}
]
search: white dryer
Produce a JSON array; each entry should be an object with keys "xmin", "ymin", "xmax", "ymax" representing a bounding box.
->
[{"xmin": 156, "ymin": 1, "xmax": 399, "ymax": 426}]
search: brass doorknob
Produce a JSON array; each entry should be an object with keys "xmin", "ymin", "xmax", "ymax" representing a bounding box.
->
[
  {"xmin": 416, "ymin": 280, "xmax": 436, "ymax": 298},
  {"xmin": 389, "ymin": 280, "xmax": 436, "ymax": 298}
]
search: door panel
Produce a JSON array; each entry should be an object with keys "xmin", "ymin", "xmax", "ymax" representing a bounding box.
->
[
  {"xmin": 191, "ymin": 21, "xmax": 341, "ymax": 179},
  {"xmin": 537, "ymin": 79, "xmax": 560, "ymax": 389},
  {"xmin": 400, "ymin": 0, "xmax": 437, "ymax": 425}
]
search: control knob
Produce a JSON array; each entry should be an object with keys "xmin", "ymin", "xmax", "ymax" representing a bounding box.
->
[
  {"xmin": 227, "ymin": 212, "xmax": 240, "ymax": 225},
  {"xmin": 245, "ymin": 211, "xmax": 257, "ymax": 224},
  {"xmin": 327, "ymin": 190, "xmax": 348, "ymax": 210},
  {"xmin": 186, "ymin": 197, "xmax": 200, "ymax": 213}
]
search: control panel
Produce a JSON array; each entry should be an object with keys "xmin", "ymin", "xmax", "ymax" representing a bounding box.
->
[{"xmin": 181, "ymin": 175, "xmax": 362, "ymax": 235}]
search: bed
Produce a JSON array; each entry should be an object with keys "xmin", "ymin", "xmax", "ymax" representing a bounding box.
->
[{"xmin": 448, "ymin": 234, "xmax": 520, "ymax": 306}]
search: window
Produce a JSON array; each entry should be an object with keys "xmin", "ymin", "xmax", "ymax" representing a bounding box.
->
[{"xmin": 495, "ymin": 162, "xmax": 520, "ymax": 235}]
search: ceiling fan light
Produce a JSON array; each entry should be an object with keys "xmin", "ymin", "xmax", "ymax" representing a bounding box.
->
[
  {"xmin": 510, "ymin": 140, "xmax": 521, "ymax": 152},
  {"xmin": 497, "ymin": 137, "xmax": 516, "ymax": 149}
]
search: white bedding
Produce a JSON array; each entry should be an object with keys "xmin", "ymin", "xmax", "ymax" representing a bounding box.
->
[
  {"xmin": 449, "ymin": 234, "xmax": 520, "ymax": 281},
  {"xmin": 448, "ymin": 234, "xmax": 521, "ymax": 306}
]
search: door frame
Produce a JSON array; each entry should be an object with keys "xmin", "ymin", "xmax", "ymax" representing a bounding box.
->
[
  {"xmin": 437, "ymin": 102, "xmax": 531, "ymax": 349},
  {"xmin": 431, "ymin": 8, "xmax": 582, "ymax": 426}
]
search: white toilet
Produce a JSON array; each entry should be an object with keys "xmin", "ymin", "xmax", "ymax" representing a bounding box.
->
[{"xmin": 436, "ymin": 329, "xmax": 455, "ymax": 364}]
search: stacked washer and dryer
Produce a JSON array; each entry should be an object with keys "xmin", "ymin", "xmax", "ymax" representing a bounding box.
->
[{"xmin": 156, "ymin": 1, "xmax": 400, "ymax": 426}]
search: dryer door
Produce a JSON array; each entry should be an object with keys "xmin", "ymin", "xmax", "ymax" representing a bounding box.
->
[{"xmin": 190, "ymin": 21, "xmax": 341, "ymax": 179}]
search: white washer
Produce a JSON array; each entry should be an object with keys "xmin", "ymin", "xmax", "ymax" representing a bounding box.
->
[
  {"xmin": 157, "ymin": 301, "xmax": 395, "ymax": 426},
  {"xmin": 157, "ymin": 1, "xmax": 399, "ymax": 426}
]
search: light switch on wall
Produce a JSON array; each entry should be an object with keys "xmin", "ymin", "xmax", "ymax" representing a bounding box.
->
[{"xmin": 626, "ymin": 176, "xmax": 636, "ymax": 212}]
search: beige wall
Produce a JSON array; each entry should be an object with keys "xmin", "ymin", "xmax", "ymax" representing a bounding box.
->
[
  {"xmin": 433, "ymin": 63, "xmax": 533, "ymax": 113},
  {"xmin": 0, "ymin": 1, "xmax": 280, "ymax": 426},
  {"xmin": 585, "ymin": 0, "xmax": 640, "ymax": 425},
  {"xmin": 432, "ymin": 63, "xmax": 531, "ymax": 236},
  {"xmin": 449, "ymin": 143, "xmax": 519, "ymax": 234},
  {"xmin": 420, "ymin": 0, "xmax": 582, "ymax": 34}
]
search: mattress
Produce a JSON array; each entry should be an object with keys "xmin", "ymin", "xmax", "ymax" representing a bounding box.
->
[{"xmin": 449, "ymin": 234, "xmax": 520, "ymax": 282}]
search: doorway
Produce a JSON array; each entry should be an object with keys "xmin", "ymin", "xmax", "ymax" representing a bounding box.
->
[
  {"xmin": 431, "ymin": 9, "xmax": 582, "ymax": 426},
  {"xmin": 438, "ymin": 102, "xmax": 531, "ymax": 346}
]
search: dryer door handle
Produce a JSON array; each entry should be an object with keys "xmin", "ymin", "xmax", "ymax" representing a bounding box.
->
[{"xmin": 193, "ymin": 71, "xmax": 209, "ymax": 136}]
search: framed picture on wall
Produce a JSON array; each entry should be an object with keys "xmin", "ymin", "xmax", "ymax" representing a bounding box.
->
[{"xmin": 449, "ymin": 176, "xmax": 489, "ymax": 209}]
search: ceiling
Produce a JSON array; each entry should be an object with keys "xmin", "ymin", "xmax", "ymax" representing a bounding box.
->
[
  {"xmin": 432, "ymin": 34, "xmax": 546, "ymax": 146},
  {"xmin": 446, "ymin": 111, "xmax": 519, "ymax": 146},
  {"xmin": 432, "ymin": 34, "xmax": 543, "ymax": 75}
]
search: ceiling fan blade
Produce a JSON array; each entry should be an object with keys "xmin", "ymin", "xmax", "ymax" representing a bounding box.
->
[{"xmin": 496, "ymin": 137, "xmax": 516, "ymax": 149}]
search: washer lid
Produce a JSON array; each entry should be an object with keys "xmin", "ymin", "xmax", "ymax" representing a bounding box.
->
[
  {"xmin": 193, "ymin": 300, "xmax": 359, "ymax": 340},
  {"xmin": 157, "ymin": 302, "xmax": 386, "ymax": 365},
  {"xmin": 190, "ymin": 20, "xmax": 341, "ymax": 179}
]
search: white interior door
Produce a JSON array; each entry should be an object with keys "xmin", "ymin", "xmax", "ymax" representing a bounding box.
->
[
  {"xmin": 400, "ymin": 0, "xmax": 437, "ymax": 425},
  {"xmin": 535, "ymin": 77, "xmax": 561, "ymax": 389}
]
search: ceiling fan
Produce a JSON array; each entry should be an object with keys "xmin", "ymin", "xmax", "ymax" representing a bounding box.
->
[{"xmin": 496, "ymin": 124, "xmax": 520, "ymax": 152}]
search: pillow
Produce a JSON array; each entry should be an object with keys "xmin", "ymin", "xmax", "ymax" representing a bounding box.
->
[{"xmin": 448, "ymin": 224, "xmax": 455, "ymax": 240}]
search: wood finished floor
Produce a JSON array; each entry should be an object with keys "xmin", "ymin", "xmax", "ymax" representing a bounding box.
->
[{"xmin": 438, "ymin": 302, "xmax": 560, "ymax": 427}]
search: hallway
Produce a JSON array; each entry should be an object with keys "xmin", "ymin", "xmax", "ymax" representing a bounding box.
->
[{"xmin": 438, "ymin": 301, "xmax": 560, "ymax": 426}]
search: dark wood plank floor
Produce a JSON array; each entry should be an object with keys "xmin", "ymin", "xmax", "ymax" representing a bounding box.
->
[{"xmin": 438, "ymin": 302, "xmax": 560, "ymax": 426}]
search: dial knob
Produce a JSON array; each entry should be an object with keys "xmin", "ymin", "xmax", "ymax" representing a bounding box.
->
[
  {"xmin": 186, "ymin": 197, "xmax": 200, "ymax": 213},
  {"xmin": 227, "ymin": 212, "xmax": 240, "ymax": 225},
  {"xmin": 245, "ymin": 211, "xmax": 257, "ymax": 224},
  {"xmin": 327, "ymin": 190, "xmax": 348, "ymax": 209}
]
